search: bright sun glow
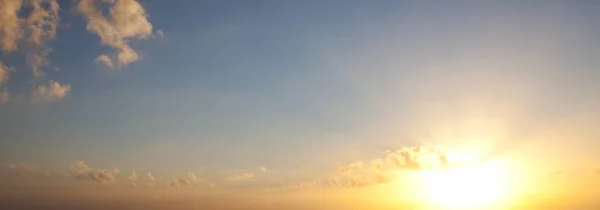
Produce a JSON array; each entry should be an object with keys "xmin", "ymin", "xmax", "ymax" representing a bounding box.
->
[{"xmin": 420, "ymin": 154, "xmax": 511, "ymax": 209}]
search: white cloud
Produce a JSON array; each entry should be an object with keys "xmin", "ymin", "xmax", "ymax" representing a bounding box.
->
[
  {"xmin": 169, "ymin": 177, "xmax": 191, "ymax": 188},
  {"xmin": 73, "ymin": 161, "xmax": 92, "ymax": 172},
  {"xmin": 95, "ymin": 54, "xmax": 114, "ymax": 69},
  {"xmin": 72, "ymin": 161, "xmax": 116, "ymax": 184},
  {"xmin": 128, "ymin": 171, "xmax": 138, "ymax": 181},
  {"xmin": 76, "ymin": 0, "xmax": 155, "ymax": 67},
  {"xmin": 259, "ymin": 166, "xmax": 267, "ymax": 173},
  {"xmin": 32, "ymin": 80, "xmax": 71, "ymax": 103}
]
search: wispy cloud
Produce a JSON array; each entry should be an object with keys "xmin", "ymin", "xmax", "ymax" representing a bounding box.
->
[
  {"xmin": 0, "ymin": 61, "xmax": 14, "ymax": 104},
  {"xmin": 288, "ymin": 179, "xmax": 321, "ymax": 190},
  {"xmin": 0, "ymin": 88, "xmax": 8, "ymax": 104},
  {"xmin": 259, "ymin": 166, "xmax": 267, "ymax": 173},
  {"xmin": 5, "ymin": 163, "xmax": 49, "ymax": 176},
  {"xmin": 227, "ymin": 173, "xmax": 255, "ymax": 181},
  {"xmin": 0, "ymin": 61, "xmax": 12, "ymax": 87},
  {"xmin": 197, "ymin": 182, "xmax": 215, "ymax": 188},
  {"xmin": 155, "ymin": 29, "xmax": 164, "ymax": 38}
]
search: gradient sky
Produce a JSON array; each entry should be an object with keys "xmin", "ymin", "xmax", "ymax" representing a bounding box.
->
[{"xmin": 2, "ymin": 0, "xmax": 600, "ymax": 209}]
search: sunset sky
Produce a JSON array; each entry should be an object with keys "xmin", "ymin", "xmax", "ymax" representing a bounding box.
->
[{"xmin": 2, "ymin": 1, "xmax": 600, "ymax": 209}]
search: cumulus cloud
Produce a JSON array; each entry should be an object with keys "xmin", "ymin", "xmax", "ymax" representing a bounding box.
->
[
  {"xmin": 72, "ymin": 161, "xmax": 116, "ymax": 184},
  {"xmin": 169, "ymin": 177, "xmax": 191, "ymax": 188},
  {"xmin": 259, "ymin": 166, "xmax": 267, "ymax": 172},
  {"xmin": 383, "ymin": 146, "xmax": 453, "ymax": 170},
  {"xmin": 0, "ymin": 0, "xmax": 72, "ymax": 104},
  {"xmin": 386, "ymin": 148, "xmax": 422, "ymax": 170},
  {"xmin": 0, "ymin": 0, "xmax": 158, "ymax": 102},
  {"xmin": 32, "ymin": 80, "xmax": 71, "ymax": 103},
  {"xmin": 25, "ymin": 0, "xmax": 60, "ymax": 78},
  {"xmin": 0, "ymin": 0, "xmax": 59, "ymax": 78},
  {"xmin": 333, "ymin": 145, "xmax": 485, "ymax": 188},
  {"xmin": 339, "ymin": 161, "xmax": 364, "ymax": 174},
  {"xmin": 25, "ymin": 0, "xmax": 59, "ymax": 47},
  {"xmin": 348, "ymin": 175, "xmax": 369, "ymax": 187},
  {"xmin": 0, "ymin": 0, "xmax": 23, "ymax": 53},
  {"xmin": 228, "ymin": 173, "xmax": 255, "ymax": 181},
  {"xmin": 76, "ymin": 0, "xmax": 155, "ymax": 68}
]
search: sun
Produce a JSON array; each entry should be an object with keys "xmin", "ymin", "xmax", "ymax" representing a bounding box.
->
[{"xmin": 420, "ymin": 155, "xmax": 511, "ymax": 209}]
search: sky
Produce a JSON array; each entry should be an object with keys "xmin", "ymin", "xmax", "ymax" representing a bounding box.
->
[{"xmin": 2, "ymin": 0, "xmax": 600, "ymax": 209}]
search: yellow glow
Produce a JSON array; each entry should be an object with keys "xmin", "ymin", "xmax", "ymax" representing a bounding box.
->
[{"xmin": 420, "ymin": 155, "xmax": 511, "ymax": 209}]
